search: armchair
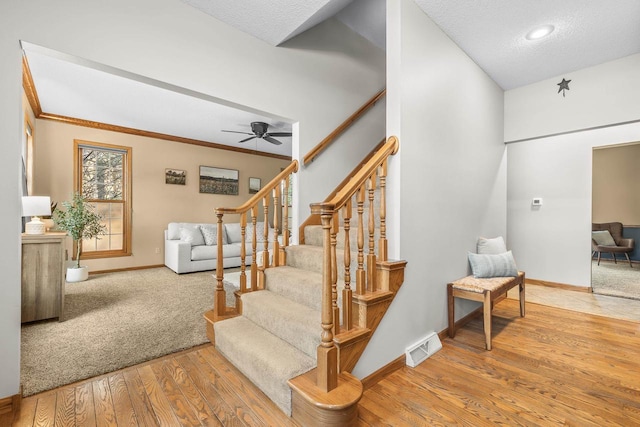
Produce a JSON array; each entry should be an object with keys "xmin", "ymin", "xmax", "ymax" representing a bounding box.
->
[{"xmin": 592, "ymin": 222, "xmax": 634, "ymax": 267}]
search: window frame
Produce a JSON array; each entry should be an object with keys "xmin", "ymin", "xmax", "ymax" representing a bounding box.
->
[
  {"xmin": 73, "ymin": 139, "xmax": 132, "ymax": 259},
  {"xmin": 23, "ymin": 118, "xmax": 35, "ymax": 196}
]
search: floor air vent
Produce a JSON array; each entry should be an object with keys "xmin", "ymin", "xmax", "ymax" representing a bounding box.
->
[{"xmin": 405, "ymin": 332, "xmax": 442, "ymax": 368}]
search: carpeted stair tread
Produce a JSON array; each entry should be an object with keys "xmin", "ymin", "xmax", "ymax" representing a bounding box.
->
[
  {"xmin": 214, "ymin": 316, "xmax": 316, "ymax": 416},
  {"xmin": 286, "ymin": 245, "xmax": 368, "ymax": 281},
  {"xmin": 241, "ymin": 290, "xmax": 321, "ymax": 359},
  {"xmin": 264, "ymin": 266, "xmax": 324, "ymax": 311}
]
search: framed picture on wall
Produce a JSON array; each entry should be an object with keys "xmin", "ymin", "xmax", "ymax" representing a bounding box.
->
[
  {"xmin": 199, "ymin": 166, "xmax": 239, "ymax": 195},
  {"xmin": 249, "ymin": 177, "xmax": 261, "ymax": 194},
  {"xmin": 165, "ymin": 168, "xmax": 186, "ymax": 185}
]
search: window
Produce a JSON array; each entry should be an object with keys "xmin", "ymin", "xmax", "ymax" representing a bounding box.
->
[
  {"xmin": 23, "ymin": 118, "xmax": 34, "ymax": 196},
  {"xmin": 74, "ymin": 140, "xmax": 132, "ymax": 258}
]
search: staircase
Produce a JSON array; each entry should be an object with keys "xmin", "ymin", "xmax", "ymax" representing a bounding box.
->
[{"xmin": 205, "ymin": 136, "xmax": 403, "ymax": 425}]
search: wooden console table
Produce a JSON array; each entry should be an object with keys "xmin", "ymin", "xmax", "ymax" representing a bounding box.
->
[{"xmin": 21, "ymin": 232, "xmax": 67, "ymax": 323}]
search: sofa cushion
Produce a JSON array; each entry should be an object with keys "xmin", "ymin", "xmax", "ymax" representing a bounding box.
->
[
  {"xmin": 225, "ymin": 223, "xmax": 242, "ymax": 244},
  {"xmin": 246, "ymin": 222, "xmax": 273, "ymax": 243},
  {"xmin": 225, "ymin": 222, "xmax": 274, "ymax": 244},
  {"xmin": 180, "ymin": 226, "xmax": 205, "ymax": 246},
  {"xmin": 168, "ymin": 222, "xmax": 201, "ymax": 240},
  {"xmin": 191, "ymin": 244, "xmax": 242, "ymax": 261},
  {"xmin": 200, "ymin": 224, "xmax": 228, "ymax": 246}
]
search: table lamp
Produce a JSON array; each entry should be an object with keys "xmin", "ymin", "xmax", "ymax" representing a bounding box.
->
[{"xmin": 22, "ymin": 196, "xmax": 51, "ymax": 235}]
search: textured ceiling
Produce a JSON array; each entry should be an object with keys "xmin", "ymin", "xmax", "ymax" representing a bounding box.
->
[
  {"xmin": 180, "ymin": 0, "xmax": 353, "ymax": 46},
  {"xmin": 185, "ymin": 0, "xmax": 640, "ymax": 89},
  {"xmin": 415, "ymin": 0, "xmax": 640, "ymax": 89}
]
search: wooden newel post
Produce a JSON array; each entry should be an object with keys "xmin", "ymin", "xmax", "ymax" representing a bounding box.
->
[
  {"xmin": 215, "ymin": 212, "xmax": 226, "ymax": 316},
  {"xmin": 317, "ymin": 213, "xmax": 338, "ymax": 392}
]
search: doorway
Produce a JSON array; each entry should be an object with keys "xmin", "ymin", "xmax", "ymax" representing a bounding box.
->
[{"xmin": 591, "ymin": 142, "xmax": 640, "ymax": 300}]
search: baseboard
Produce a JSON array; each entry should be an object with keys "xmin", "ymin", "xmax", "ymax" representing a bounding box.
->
[
  {"xmin": 361, "ymin": 354, "xmax": 405, "ymax": 390},
  {"xmin": 89, "ymin": 264, "xmax": 165, "ymax": 275},
  {"xmin": 526, "ymin": 278, "xmax": 592, "ymax": 293},
  {"xmin": 0, "ymin": 388, "xmax": 21, "ymax": 418}
]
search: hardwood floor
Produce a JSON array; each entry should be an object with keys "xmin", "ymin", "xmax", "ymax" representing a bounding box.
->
[
  {"xmin": 359, "ymin": 299, "xmax": 640, "ymax": 426},
  {"xmin": 7, "ymin": 345, "xmax": 298, "ymax": 427},
  {"xmin": 7, "ymin": 299, "xmax": 640, "ymax": 426}
]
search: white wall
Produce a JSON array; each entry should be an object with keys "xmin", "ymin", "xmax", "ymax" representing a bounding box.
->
[
  {"xmin": 507, "ymin": 123, "xmax": 640, "ymax": 287},
  {"xmin": 506, "ymin": 55, "xmax": 640, "ymax": 289},
  {"xmin": 0, "ymin": 0, "xmax": 384, "ymax": 399},
  {"xmin": 505, "ymin": 53, "xmax": 640, "ymax": 142},
  {"xmin": 353, "ymin": 0, "xmax": 506, "ymax": 378}
]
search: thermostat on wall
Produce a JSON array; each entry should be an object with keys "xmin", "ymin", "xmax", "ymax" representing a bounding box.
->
[{"xmin": 532, "ymin": 197, "xmax": 543, "ymax": 206}]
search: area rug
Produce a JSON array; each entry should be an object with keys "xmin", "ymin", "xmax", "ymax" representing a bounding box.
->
[
  {"xmin": 591, "ymin": 260, "xmax": 640, "ymax": 301},
  {"xmin": 21, "ymin": 267, "xmax": 238, "ymax": 396}
]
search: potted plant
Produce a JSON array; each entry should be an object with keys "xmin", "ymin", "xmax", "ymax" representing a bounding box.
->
[{"xmin": 54, "ymin": 193, "xmax": 106, "ymax": 282}]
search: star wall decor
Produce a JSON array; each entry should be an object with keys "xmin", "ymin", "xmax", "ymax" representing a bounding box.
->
[{"xmin": 557, "ymin": 78, "xmax": 571, "ymax": 97}]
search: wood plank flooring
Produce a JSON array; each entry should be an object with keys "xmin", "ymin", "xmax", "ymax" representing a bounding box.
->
[
  {"xmin": 7, "ymin": 345, "xmax": 297, "ymax": 427},
  {"xmin": 359, "ymin": 299, "xmax": 640, "ymax": 426},
  {"xmin": 6, "ymin": 299, "xmax": 640, "ymax": 426}
]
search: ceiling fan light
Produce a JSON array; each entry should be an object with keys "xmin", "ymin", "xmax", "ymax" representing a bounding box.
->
[{"xmin": 525, "ymin": 24, "xmax": 555, "ymax": 40}]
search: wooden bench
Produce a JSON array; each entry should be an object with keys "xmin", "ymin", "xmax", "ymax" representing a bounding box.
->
[{"xmin": 447, "ymin": 272, "xmax": 525, "ymax": 350}]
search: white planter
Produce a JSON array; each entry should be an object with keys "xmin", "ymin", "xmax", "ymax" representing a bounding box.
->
[{"xmin": 66, "ymin": 266, "xmax": 89, "ymax": 282}]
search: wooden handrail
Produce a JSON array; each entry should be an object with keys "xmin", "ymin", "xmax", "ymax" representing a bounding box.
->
[
  {"xmin": 310, "ymin": 136, "xmax": 398, "ymax": 215},
  {"xmin": 213, "ymin": 160, "xmax": 299, "ymax": 316},
  {"xmin": 298, "ymin": 138, "xmax": 385, "ymax": 243},
  {"xmin": 216, "ymin": 160, "xmax": 299, "ymax": 215},
  {"xmin": 303, "ymin": 89, "xmax": 386, "ymax": 165}
]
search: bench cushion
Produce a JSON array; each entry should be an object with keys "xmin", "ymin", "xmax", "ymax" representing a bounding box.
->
[
  {"xmin": 468, "ymin": 251, "xmax": 518, "ymax": 278},
  {"xmin": 450, "ymin": 272, "xmax": 524, "ymax": 294}
]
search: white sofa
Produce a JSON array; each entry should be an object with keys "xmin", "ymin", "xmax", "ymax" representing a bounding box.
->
[{"xmin": 164, "ymin": 221, "xmax": 275, "ymax": 274}]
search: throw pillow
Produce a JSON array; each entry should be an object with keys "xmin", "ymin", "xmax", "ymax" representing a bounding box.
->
[
  {"xmin": 200, "ymin": 224, "xmax": 228, "ymax": 246},
  {"xmin": 179, "ymin": 226, "xmax": 205, "ymax": 246},
  {"xmin": 468, "ymin": 251, "xmax": 518, "ymax": 278},
  {"xmin": 477, "ymin": 236, "xmax": 507, "ymax": 255},
  {"xmin": 246, "ymin": 222, "xmax": 267, "ymax": 243},
  {"xmin": 592, "ymin": 230, "xmax": 616, "ymax": 246}
]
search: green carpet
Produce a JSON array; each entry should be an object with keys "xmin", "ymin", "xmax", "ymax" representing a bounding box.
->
[
  {"xmin": 21, "ymin": 266, "xmax": 238, "ymax": 396},
  {"xmin": 592, "ymin": 260, "xmax": 640, "ymax": 300}
]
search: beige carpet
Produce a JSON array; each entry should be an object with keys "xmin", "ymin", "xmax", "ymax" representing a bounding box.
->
[
  {"xmin": 21, "ymin": 267, "xmax": 238, "ymax": 396},
  {"xmin": 591, "ymin": 260, "xmax": 640, "ymax": 300}
]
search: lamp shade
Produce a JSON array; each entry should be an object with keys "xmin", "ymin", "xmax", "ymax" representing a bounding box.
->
[
  {"xmin": 22, "ymin": 196, "xmax": 51, "ymax": 217},
  {"xmin": 22, "ymin": 196, "xmax": 52, "ymax": 235}
]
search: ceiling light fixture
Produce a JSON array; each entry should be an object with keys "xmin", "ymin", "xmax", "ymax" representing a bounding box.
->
[{"xmin": 525, "ymin": 24, "xmax": 555, "ymax": 41}]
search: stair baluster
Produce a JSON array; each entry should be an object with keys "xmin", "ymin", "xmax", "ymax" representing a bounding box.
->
[
  {"xmin": 331, "ymin": 212, "xmax": 339, "ymax": 335},
  {"xmin": 251, "ymin": 206, "xmax": 258, "ymax": 291},
  {"xmin": 342, "ymin": 199, "xmax": 353, "ymax": 330},
  {"xmin": 272, "ymin": 186, "xmax": 281, "ymax": 267},
  {"xmin": 356, "ymin": 186, "xmax": 366, "ymax": 295},
  {"xmin": 282, "ymin": 177, "xmax": 290, "ymax": 252},
  {"xmin": 379, "ymin": 160, "xmax": 388, "ymax": 262},
  {"xmin": 367, "ymin": 171, "xmax": 377, "ymax": 292},
  {"xmin": 240, "ymin": 213, "xmax": 248, "ymax": 293},
  {"xmin": 261, "ymin": 195, "xmax": 270, "ymax": 284}
]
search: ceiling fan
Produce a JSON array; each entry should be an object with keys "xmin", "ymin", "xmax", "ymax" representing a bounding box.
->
[{"xmin": 222, "ymin": 121, "xmax": 292, "ymax": 145}]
